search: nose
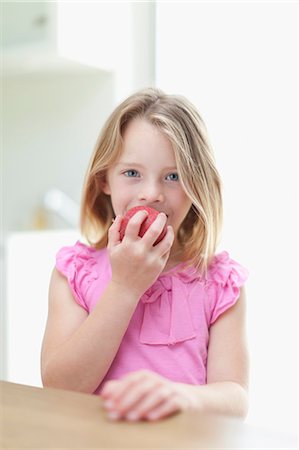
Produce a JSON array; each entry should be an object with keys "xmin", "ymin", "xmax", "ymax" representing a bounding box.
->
[{"xmin": 138, "ymin": 181, "xmax": 165, "ymax": 203}]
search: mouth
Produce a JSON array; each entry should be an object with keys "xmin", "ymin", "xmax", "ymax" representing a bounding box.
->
[
  {"xmin": 127, "ymin": 205, "xmax": 169, "ymax": 218},
  {"xmin": 152, "ymin": 209, "xmax": 168, "ymax": 218},
  {"xmin": 157, "ymin": 211, "xmax": 169, "ymax": 218}
]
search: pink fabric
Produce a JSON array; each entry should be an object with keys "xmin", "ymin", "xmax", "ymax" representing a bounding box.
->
[{"xmin": 56, "ymin": 241, "xmax": 248, "ymax": 394}]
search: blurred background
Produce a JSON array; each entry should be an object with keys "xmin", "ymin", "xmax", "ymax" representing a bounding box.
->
[{"xmin": 1, "ymin": 0, "xmax": 297, "ymax": 437}]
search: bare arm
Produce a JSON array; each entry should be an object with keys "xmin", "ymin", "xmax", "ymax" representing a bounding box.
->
[
  {"xmin": 178, "ymin": 285, "xmax": 249, "ymax": 418},
  {"xmin": 41, "ymin": 268, "xmax": 141, "ymax": 393},
  {"xmin": 41, "ymin": 212, "xmax": 174, "ymax": 394},
  {"xmin": 205, "ymin": 285, "xmax": 249, "ymax": 416}
]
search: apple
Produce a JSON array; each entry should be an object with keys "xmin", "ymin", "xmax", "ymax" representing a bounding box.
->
[{"xmin": 119, "ymin": 206, "xmax": 167, "ymax": 245}]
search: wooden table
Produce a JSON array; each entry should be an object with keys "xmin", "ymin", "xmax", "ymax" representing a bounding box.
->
[{"xmin": 1, "ymin": 381, "xmax": 296, "ymax": 449}]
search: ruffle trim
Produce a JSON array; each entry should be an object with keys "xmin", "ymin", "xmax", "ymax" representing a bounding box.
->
[
  {"xmin": 56, "ymin": 241, "xmax": 99, "ymax": 312},
  {"xmin": 139, "ymin": 251, "xmax": 249, "ymax": 343},
  {"xmin": 55, "ymin": 244, "xmax": 249, "ymax": 338},
  {"xmin": 206, "ymin": 251, "xmax": 249, "ymax": 324}
]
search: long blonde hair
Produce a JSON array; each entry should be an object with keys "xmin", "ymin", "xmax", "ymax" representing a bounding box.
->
[{"xmin": 81, "ymin": 87, "xmax": 223, "ymax": 275}]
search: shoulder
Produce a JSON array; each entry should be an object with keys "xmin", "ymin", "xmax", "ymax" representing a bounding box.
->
[
  {"xmin": 204, "ymin": 251, "xmax": 249, "ymax": 325},
  {"xmin": 206, "ymin": 251, "xmax": 249, "ymax": 286},
  {"xmin": 56, "ymin": 240, "xmax": 100, "ymax": 263},
  {"xmin": 56, "ymin": 241, "xmax": 107, "ymax": 278},
  {"xmin": 171, "ymin": 251, "xmax": 248, "ymax": 287},
  {"xmin": 55, "ymin": 241, "xmax": 109, "ymax": 311}
]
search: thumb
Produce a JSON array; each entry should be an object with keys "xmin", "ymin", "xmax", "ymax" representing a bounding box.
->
[{"xmin": 107, "ymin": 215, "xmax": 122, "ymax": 248}]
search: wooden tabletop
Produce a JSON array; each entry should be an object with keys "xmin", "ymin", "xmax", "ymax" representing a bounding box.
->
[{"xmin": 1, "ymin": 380, "xmax": 296, "ymax": 449}]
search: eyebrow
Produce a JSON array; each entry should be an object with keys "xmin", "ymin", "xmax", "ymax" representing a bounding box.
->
[{"xmin": 116, "ymin": 162, "xmax": 177, "ymax": 171}]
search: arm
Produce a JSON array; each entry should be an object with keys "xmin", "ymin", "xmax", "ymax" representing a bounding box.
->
[
  {"xmin": 194, "ymin": 285, "xmax": 249, "ymax": 418},
  {"xmin": 41, "ymin": 269, "xmax": 141, "ymax": 394},
  {"xmin": 41, "ymin": 212, "xmax": 174, "ymax": 394},
  {"xmin": 101, "ymin": 287, "xmax": 249, "ymax": 420}
]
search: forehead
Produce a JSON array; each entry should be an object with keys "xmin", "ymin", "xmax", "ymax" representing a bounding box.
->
[{"xmin": 119, "ymin": 118, "xmax": 176, "ymax": 165}]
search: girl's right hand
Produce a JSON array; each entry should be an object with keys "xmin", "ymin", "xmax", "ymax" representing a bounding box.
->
[{"xmin": 107, "ymin": 210, "xmax": 174, "ymax": 298}]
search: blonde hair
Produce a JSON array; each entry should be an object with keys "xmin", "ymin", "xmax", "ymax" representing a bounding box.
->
[{"xmin": 81, "ymin": 87, "xmax": 223, "ymax": 275}]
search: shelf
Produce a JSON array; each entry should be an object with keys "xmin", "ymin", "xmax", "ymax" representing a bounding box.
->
[
  {"xmin": 2, "ymin": 2, "xmax": 113, "ymax": 77},
  {"xmin": 2, "ymin": 43, "xmax": 110, "ymax": 77}
]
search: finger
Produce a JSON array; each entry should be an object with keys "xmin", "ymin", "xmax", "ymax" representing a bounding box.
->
[
  {"xmin": 124, "ymin": 385, "xmax": 173, "ymax": 421},
  {"xmin": 142, "ymin": 213, "xmax": 168, "ymax": 247},
  {"xmin": 104, "ymin": 381, "xmax": 156, "ymax": 417},
  {"xmin": 107, "ymin": 215, "xmax": 122, "ymax": 247},
  {"xmin": 102, "ymin": 375, "xmax": 146, "ymax": 419},
  {"xmin": 101, "ymin": 379, "xmax": 121, "ymax": 399},
  {"xmin": 103, "ymin": 370, "xmax": 156, "ymax": 404},
  {"xmin": 115, "ymin": 379, "xmax": 164, "ymax": 415},
  {"xmin": 144, "ymin": 395, "xmax": 182, "ymax": 421},
  {"xmin": 103, "ymin": 370, "xmax": 152, "ymax": 402},
  {"xmin": 153, "ymin": 225, "xmax": 175, "ymax": 256},
  {"xmin": 123, "ymin": 210, "xmax": 149, "ymax": 241},
  {"xmin": 102, "ymin": 377, "xmax": 136, "ymax": 406}
]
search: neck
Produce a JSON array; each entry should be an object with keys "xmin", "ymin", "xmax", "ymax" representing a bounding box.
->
[{"xmin": 163, "ymin": 242, "xmax": 185, "ymax": 272}]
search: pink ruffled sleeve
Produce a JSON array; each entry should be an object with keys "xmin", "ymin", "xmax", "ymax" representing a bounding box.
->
[
  {"xmin": 56, "ymin": 241, "xmax": 99, "ymax": 312},
  {"xmin": 207, "ymin": 251, "xmax": 249, "ymax": 325}
]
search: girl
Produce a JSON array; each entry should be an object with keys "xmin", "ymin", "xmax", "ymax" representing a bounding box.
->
[{"xmin": 41, "ymin": 87, "xmax": 249, "ymax": 422}]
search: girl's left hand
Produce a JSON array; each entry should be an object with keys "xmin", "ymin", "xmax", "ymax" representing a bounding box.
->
[{"xmin": 101, "ymin": 370, "xmax": 199, "ymax": 422}]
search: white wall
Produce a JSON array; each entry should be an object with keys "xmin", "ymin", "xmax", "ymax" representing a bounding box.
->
[
  {"xmin": 3, "ymin": 71, "xmax": 114, "ymax": 231},
  {"xmin": 3, "ymin": 2, "xmax": 156, "ymax": 232},
  {"xmin": 56, "ymin": 2, "xmax": 156, "ymax": 102},
  {"xmin": 156, "ymin": 1, "xmax": 297, "ymax": 435}
]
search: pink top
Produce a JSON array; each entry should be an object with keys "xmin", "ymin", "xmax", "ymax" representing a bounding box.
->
[{"xmin": 56, "ymin": 241, "xmax": 249, "ymax": 395}]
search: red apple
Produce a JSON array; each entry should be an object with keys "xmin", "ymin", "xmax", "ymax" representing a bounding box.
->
[{"xmin": 119, "ymin": 206, "xmax": 167, "ymax": 245}]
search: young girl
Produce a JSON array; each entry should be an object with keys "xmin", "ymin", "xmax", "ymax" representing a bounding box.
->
[{"xmin": 41, "ymin": 87, "xmax": 249, "ymax": 422}]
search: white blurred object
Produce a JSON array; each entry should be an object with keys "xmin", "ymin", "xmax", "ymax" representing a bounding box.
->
[
  {"xmin": 43, "ymin": 189, "xmax": 79, "ymax": 228},
  {"xmin": 4, "ymin": 229, "xmax": 80, "ymax": 387}
]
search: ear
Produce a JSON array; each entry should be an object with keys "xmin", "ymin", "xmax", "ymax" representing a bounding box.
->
[{"xmin": 99, "ymin": 173, "xmax": 111, "ymax": 195}]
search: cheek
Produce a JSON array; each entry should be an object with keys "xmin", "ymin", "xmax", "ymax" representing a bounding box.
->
[
  {"xmin": 109, "ymin": 188, "xmax": 133, "ymax": 215},
  {"xmin": 171, "ymin": 198, "xmax": 192, "ymax": 225},
  {"xmin": 176, "ymin": 192, "xmax": 192, "ymax": 214}
]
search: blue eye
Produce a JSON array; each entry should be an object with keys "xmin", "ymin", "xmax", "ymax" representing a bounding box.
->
[
  {"xmin": 124, "ymin": 170, "xmax": 139, "ymax": 177},
  {"xmin": 166, "ymin": 173, "xmax": 179, "ymax": 181}
]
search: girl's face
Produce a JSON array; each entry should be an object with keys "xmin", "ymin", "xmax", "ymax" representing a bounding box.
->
[{"xmin": 103, "ymin": 118, "xmax": 192, "ymax": 246}]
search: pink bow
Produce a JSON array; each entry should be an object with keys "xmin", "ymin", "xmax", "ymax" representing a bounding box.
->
[{"xmin": 140, "ymin": 274, "xmax": 197, "ymax": 345}]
